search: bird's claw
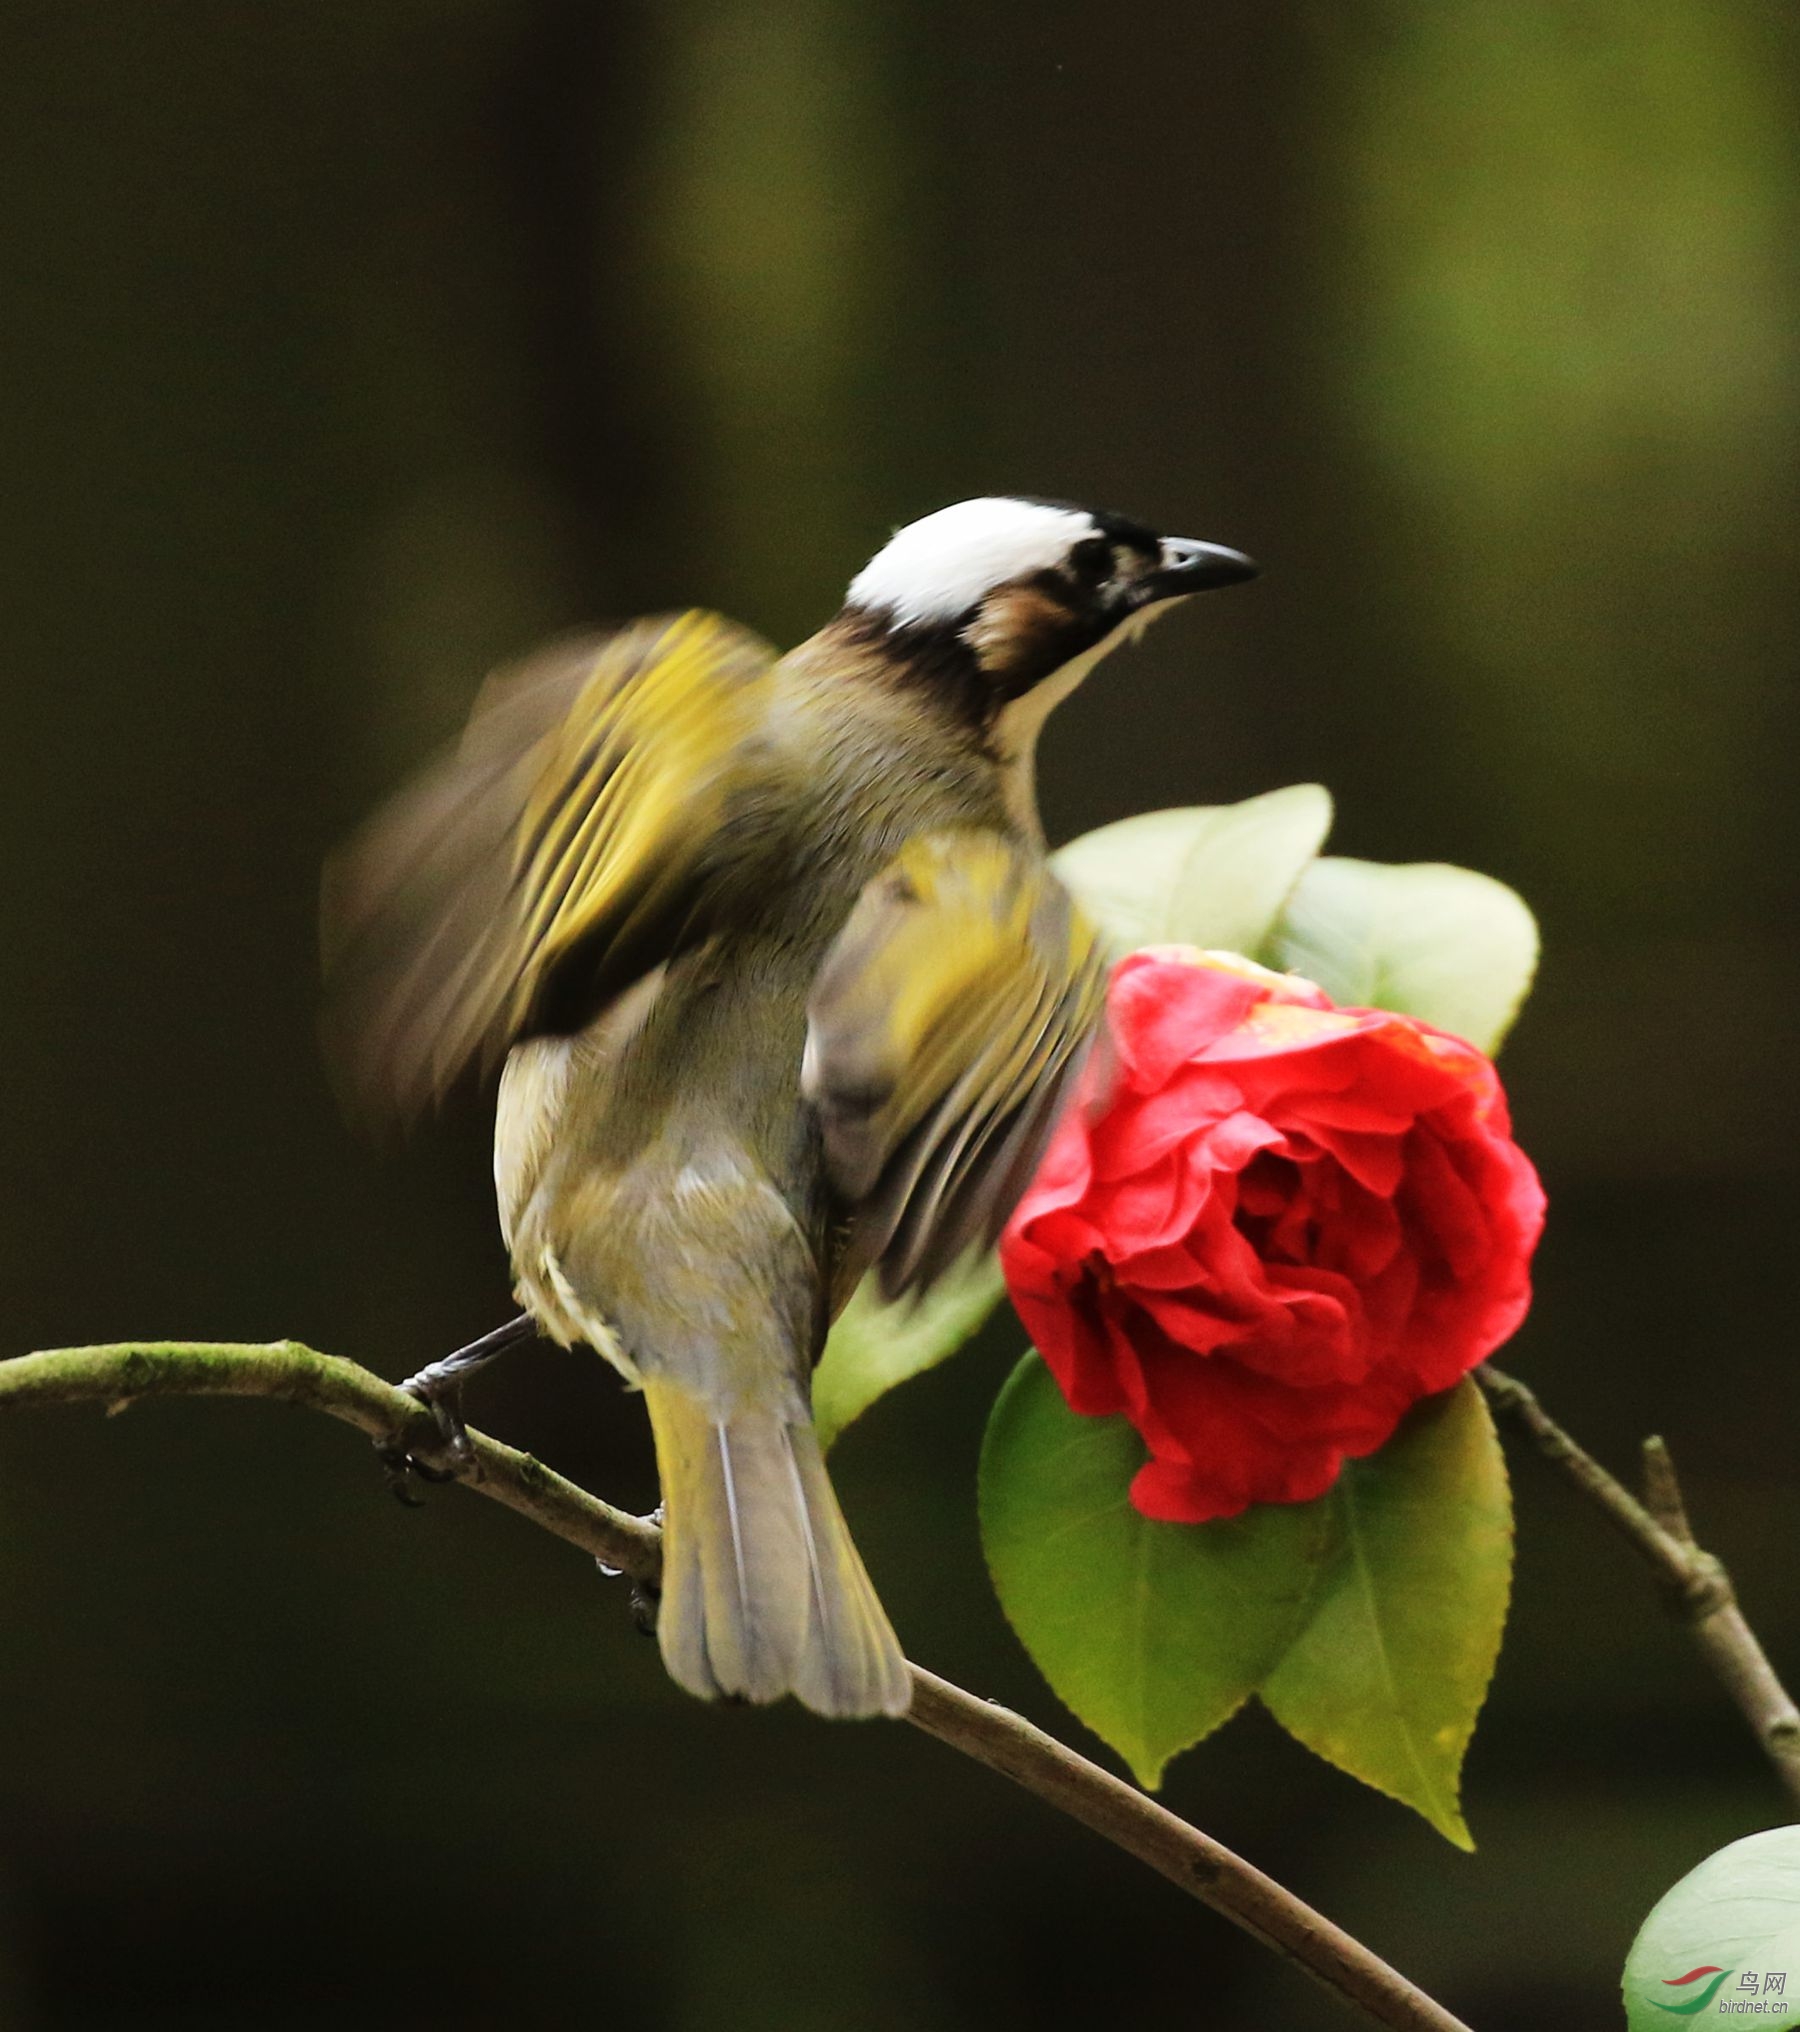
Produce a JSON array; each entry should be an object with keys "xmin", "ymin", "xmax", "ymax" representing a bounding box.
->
[
  {"xmin": 405, "ymin": 1366, "xmax": 480, "ymax": 1464},
  {"xmin": 377, "ymin": 1372, "xmax": 478, "ymax": 1505},
  {"xmin": 596, "ymin": 1506, "xmax": 663, "ymax": 1634},
  {"xmin": 373, "ymin": 1315, "xmax": 539, "ymax": 1503},
  {"xmin": 627, "ymin": 1581, "xmax": 660, "ymax": 1637}
]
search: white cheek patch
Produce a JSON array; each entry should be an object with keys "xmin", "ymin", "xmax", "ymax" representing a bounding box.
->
[{"xmin": 848, "ymin": 498, "xmax": 1095, "ymax": 628}]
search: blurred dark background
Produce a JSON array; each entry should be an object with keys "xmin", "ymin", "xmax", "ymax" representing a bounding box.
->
[{"xmin": 3, "ymin": 3, "xmax": 1798, "ymax": 2026}]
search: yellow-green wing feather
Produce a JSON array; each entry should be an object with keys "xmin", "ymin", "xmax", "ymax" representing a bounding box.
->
[
  {"xmin": 803, "ymin": 832, "xmax": 1107, "ymax": 1302},
  {"xmin": 323, "ymin": 610, "xmax": 776, "ymax": 1119}
]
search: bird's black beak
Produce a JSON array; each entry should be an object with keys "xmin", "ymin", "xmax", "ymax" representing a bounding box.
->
[{"xmin": 1135, "ymin": 536, "xmax": 1260, "ymax": 606}]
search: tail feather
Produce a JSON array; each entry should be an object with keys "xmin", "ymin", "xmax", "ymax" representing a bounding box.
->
[{"xmin": 644, "ymin": 1381, "xmax": 911, "ymax": 1719}]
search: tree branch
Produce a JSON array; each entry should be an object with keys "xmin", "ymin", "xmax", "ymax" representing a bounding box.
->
[
  {"xmin": 0, "ymin": 1339, "xmax": 1471, "ymax": 2032},
  {"xmin": 1477, "ymin": 1364, "xmax": 1800, "ymax": 1809}
]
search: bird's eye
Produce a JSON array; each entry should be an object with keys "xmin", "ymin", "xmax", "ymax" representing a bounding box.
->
[{"xmin": 1068, "ymin": 536, "xmax": 1113, "ymax": 585}]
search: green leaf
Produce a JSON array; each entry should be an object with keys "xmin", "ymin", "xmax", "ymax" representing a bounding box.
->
[
  {"xmin": 813, "ymin": 1253, "xmax": 1007, "ymax": 1452},
  {"xmin": 1258, "ymin": 1380, "xmax": 1512, "ymax": 1849},
  {"xmin": 1265, "ymin": 855, "xmax": 1538, "ymax": 1054},
  {"xmin": 979, "ymin": 1353, "xmax": 1331, "ymax": 1788},
  {"xmin": 1052, "ymin": 784, "xmax": 1333, "ymax": 958},
  {"xmin": 1623, "ymin": 1826, "xmax": 1800, "ymax": 2028}
]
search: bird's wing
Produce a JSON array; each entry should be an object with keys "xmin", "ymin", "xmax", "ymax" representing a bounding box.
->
[
  {"xmin": 803, "ymin": 831, "xmax": 1107, "ymax": 1305},
  {"xmin": 322, "ymin": 610, "xmax": 777, "ymax": 1120}
]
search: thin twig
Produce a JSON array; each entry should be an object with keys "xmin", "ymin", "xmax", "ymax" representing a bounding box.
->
[
  {"xmin": 0, "ymin": 1340, "xmax": 1471, "ymax": 2032},
  {"xmin": 1478, "ymin": 1364, "xmax": 1800, "ymax": 1809},
  {"xmin": 901, "ymin": 1671, "xmax": 1465, "ymax": 2030},
  {"xmin": 1639, "ymin": 1436, "xmax": 1695, "ymax": 1545}
]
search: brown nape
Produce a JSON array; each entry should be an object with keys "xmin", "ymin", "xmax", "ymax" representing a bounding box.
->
[
  {"xmin": 811, "ymin": 577, "xmax": 1103, "ymax": 739},
  {"xmin": 962, "ymin": 580, "xmax": 1083, "ymax": 695}
]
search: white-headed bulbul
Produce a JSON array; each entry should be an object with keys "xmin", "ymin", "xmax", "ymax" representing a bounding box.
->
[{"xmin": 323, "ymin": 496, "xmax": 1257, "ymax": 1720}]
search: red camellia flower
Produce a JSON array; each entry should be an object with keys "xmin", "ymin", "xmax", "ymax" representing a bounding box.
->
[{"xmin": 1000, "ymin": 948, "xmax": 1546, "ymax": 1523}]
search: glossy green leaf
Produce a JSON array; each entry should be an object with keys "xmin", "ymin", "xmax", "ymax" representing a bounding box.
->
[
  {"xmin": 1623, "ymin": 1826, "xmax": 1800, "ymax": 2029},
  {"xmin": 1266, "ymin": 855, "xmax": 1538, "ymax": 1054},
  {"xmin": 980, "ymin": 1353, "xmax": 1331, "ymax": 1788},
  {"xmin": 813, "ymin": 1253, "xmax": 1006, "ymax": 1452},
  {"xmin": 1052, "ymin": 784, "xmax": 1333, "ymax": 959},
  {"xmin": 1258, "ymin": 1380, "xmax": 1512, "ymax": 1848}
]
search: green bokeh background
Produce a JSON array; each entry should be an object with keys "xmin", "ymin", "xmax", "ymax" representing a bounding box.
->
[{"xmin": 3, "ymin": 4, "xmax": 1798, "ymax": 2026}]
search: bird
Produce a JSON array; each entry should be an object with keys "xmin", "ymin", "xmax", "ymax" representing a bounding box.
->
[{"xmin": 322, "ymin": 496, "xmax": 1257, "ymax": 1720}]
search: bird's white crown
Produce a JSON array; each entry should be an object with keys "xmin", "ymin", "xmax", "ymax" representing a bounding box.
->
[{"xmin": 847, "ymin": 498, "xmax": 1096, "ymax": 629}]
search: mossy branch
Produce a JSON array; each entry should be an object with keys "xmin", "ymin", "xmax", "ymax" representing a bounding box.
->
[
  {"xmin": 0, "ymin": 1338, "xmax": 1470, "ymax": 2032},
  {"xmin": 4, "ymin": 1338, "xmax": 660, "ymax": 1574}
]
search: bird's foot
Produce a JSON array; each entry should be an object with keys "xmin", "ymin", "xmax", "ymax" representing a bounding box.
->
[
  {"xmin": 375, "ymin": 1381, "xmax": 474, "ymax": 1505},
  {"xmin": 627, "ymin": 1579, "xmax": 660, "ymax": 1637},
  {"xmin": 377, "ymin": 1315, "xmax": 539, "ymax": 1504},
  {"xmin": 598, "ymin": 1505, "xmax": 663, "ymax": 1633},
  {"xmin": 375, "ymin": 1369, "xmax": 477, "ymax": 1503}
]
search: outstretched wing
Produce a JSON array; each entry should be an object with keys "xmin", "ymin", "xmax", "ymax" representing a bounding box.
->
[
  {"xmin": 323, "ymin": 610, "xmax": 777, "ymax": 1120},
  {"xmin": 803, "ymin": 831, "xmax": 1107, "ymax": 1303}
]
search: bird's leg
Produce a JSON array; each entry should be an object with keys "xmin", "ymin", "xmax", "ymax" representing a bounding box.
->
[{"xmin": 379, "ymin": 1313, "xmax": 540, "ymax": 1497}]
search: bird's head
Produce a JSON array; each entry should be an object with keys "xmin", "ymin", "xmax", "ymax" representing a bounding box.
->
[{"xmin": 837, "ymin": 496, "xmax": 1257, "ymax": 748}]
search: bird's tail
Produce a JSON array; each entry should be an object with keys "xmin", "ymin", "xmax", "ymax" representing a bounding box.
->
[{"xmin": 641, "ymin": 1379, "xmax": 911, "ymax": 1719}]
